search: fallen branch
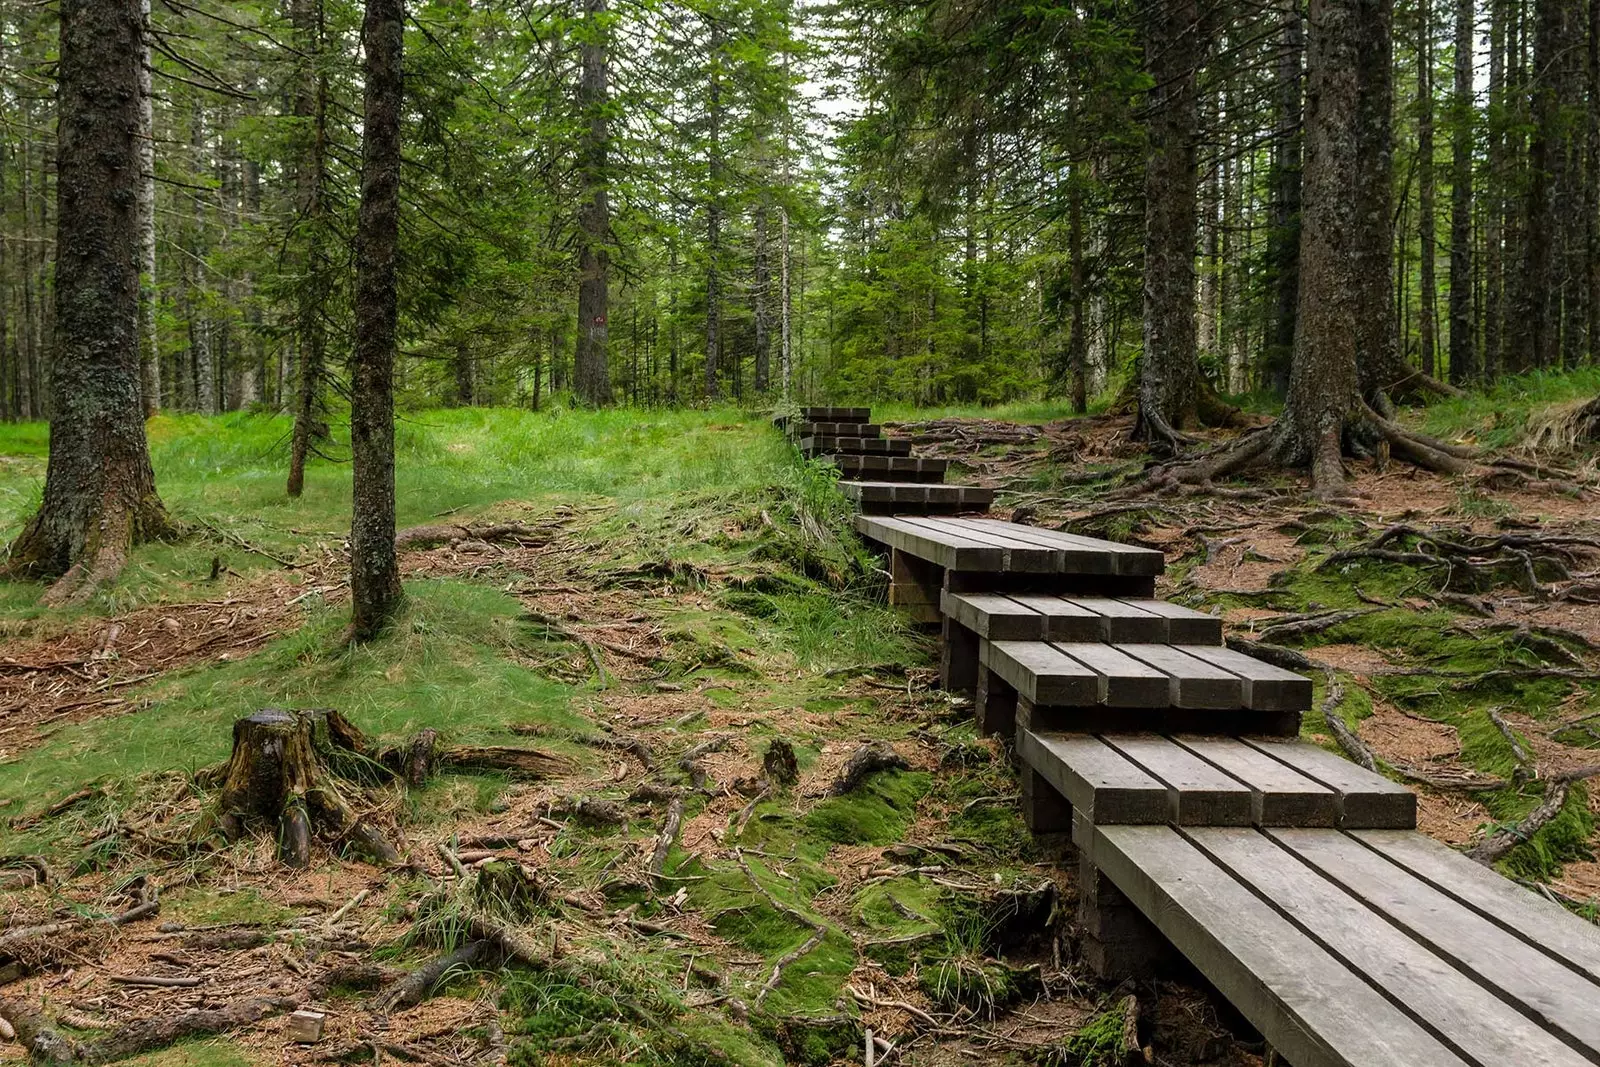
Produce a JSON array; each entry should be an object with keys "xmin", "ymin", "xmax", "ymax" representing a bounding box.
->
[
  {"xmin": 395, "ymin": 522, "xmax": 544, "ymax": 551},
  {"xmin": 434, "ymin": 745, "xmax": 575, "ymax": 780},
  {"xmin": 829, "ymin": 743, "xmax": 909, "ymax": 796},
  {"xmin": 1488, "ymin": 709, "xmax": 1533, "ymax": 783},
  {"xmin": 1317, "ymin": 669, "xmax": 1376, "ymax": 772},
  {"xmin": 378, "ymin": 940, "xmax": 492, "ymax": 1012},
  {"xmin": 648, "ymin": 796, "xmax": 687, "ymax": 883}
]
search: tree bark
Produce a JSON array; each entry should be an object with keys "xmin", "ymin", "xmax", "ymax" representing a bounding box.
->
[
  {"xmin": 349, "ymin": 0, "xmax": 405, "ymax": 641},
  {"xmin": 574, "ymin": 0, "xmax": 612, "ymax": 406},
  {"xmin": 7, "ymin": 0, "xmax": 171, "ymax": 600},
  {"xmin": 1448, "ymin": 0, "xmax": 1476, "ymax": 383},
  {"xmin": 1136, "ymin": 0, "xmax": 1203, "ymax": 450},
  {"xmin": 1266, "ymin": 0, "xmax": 1304, "ymax": 397},
  {"xmin": 1416, "ymin": 0, "xmax": 1438, "ymax": 379},
  {"xmin": 753, "ymin": 202, "xmax": 771, "ymax": 393},
  {"xmin": 704, "ymin": 20, "xmax": 725, "ymax": 401},
  {"xmin": 1516, "ymin": 0, "xmax": 1570, "ymax": 370},
  {"xmin": 287, "ymin": 0, "xmax": 328, "ymax": 498},
  {"xmin": 137, "ymin": 0, "xmax": 159, "ymax": 418}
]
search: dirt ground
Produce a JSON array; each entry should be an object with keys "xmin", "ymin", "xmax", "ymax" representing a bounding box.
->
[{"xmin": 3, "ymin": 412, "xmax": 1598, "ymax": 1066}]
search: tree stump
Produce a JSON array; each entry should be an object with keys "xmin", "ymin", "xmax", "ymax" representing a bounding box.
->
[{"xmin": 205, "ymin": 708, "xmax": 397, "ymax": 867}]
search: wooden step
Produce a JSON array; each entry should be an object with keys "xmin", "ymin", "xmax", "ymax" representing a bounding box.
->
[
  {"xmin": 857, "ymin": 515, "xmax": 1164, "ymax": 577},
  {"xmin": 1018, "ymin": 731, "xmax": 1412, "ymax": 829},
  {"xmin": 791, "ymin": 421, "xmax": 882, "ymax": 438},
  {"xmin": 982, "ymin": 640, "xmax": 1310, "ymax": 713},
  {"xmin": 800, "ymin": 406, "xmax": 871, "ymax": 422},
  {"xmin": 800, "ymin": 436, "xmax": 911, "ymax": 457},
  {"xmin": 1085, "ymin": 820, "xmax": 1599, "ymax": 1065},
  {"xmin": 840, "ymin": 481, "xmax": 994, "ymax": 515},
  {"xmin": 943, "ymin": 591, "xmax": 1221, "ymax": 644},
  {"xmin": 825, "ymin": 454, "xmax": 949, "ymax": 482}
]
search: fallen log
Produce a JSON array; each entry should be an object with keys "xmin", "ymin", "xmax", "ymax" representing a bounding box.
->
[{"xmin": 394, "ymin": 522, "xmax": 544, "ymax": 551}]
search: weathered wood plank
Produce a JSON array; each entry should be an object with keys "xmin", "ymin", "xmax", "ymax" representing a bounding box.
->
[
  {"xmin": 1119, "ymin": 599, "xmax": 1223, "ymax": 644},
  {"xmin": 793, "ymin": 421, "xmax": 882, "ymax": 437},
  {"xmin": 1352, "ymin": 828, "xmax": 1600, "ymax": 985},
  {"xmin": 1193, "ymin": 827, "xmax": 1592, "ymax": 1067},
  {"xmin": 1062, "ymin": 598, "xmax": 1168, "ymax": 642},
  {"xmin": 1100, "ymin": 735, "xmax": 1253, "ymax": 825},
  {"xmin": 854, "ymin": 514, "xmax": 1004, "ymax": 571},
  {"xmin": 1049, "ymin": 642, "xmax": 1171, "ymax": 707},
  {"xmin": 1271, "ymin": 827, "xmax": 1600, "ymax": 1056},
  {"xmin": 994, "ymin": 594, "xmax": 1111, "ymax": 642},
  {"xmin": 940, "ymin": 592, "xmax": 1050, "ymax": 640},
  {"xmin": 799, "ymin": 406, "xmax": 870, "ymax": 421},
  {"xmin": 840, "ymin": 481, "xmax": 995, "ymax": 515},
  {"xmin": 1116, "ymin": 644, "xmax": 1243, "ymax": 709},
  {"xmin": 937, "ymin": 518, "xmax": 1117, "ymax": 574},
  {"xmin": 983, "ymin": 640, "xmax": 1099, "ymax": 705},
  {"xmin": 1093, "ymin": 824, "xmax": 1469, "ymax": 1067},
  {"xmin": 1017, "ymin": 731, "xmax": 1168, "ymax": 824},
  {"xmin": 1173, "ymin": 737, "xmax": 1337, "ymax": 827},
  {"xmin": 892, "ymin": 516, "xmax": 1063, "ymax": 573},
  {"xmin": 828, "ymin": 454, "xmax": 949, "ymax": 482},
  {"xmin": 949, "ymin": 518, "xmax": 1165, "ymax": 576},
  {"xmin": 800, "ymin": 436, "xmax": 911, "ymax": 455},
  {"xmin": 1242, "ymin": 738, "xmax": 1416, "ymax": 829},
  {"xmin": 1178, "ymin": 644, "xmax": 1312, "ymax": 711}
]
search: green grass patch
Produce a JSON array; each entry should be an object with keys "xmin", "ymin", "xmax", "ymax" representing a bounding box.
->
[{"xmin": 1416, "ymin": 366, "xmax": 1600, "ymax": 450}]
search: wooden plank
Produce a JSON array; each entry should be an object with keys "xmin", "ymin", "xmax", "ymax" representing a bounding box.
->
[
  {"xmin": 950, "ymin": 518, "xmax": 1166, "ymax": 576},
  {"xmin": 893, "ymin": 516, "xmax": 1063, "ymax": 573},
  {"xmin": 1063, "ymin": 597, "xmax": 1168, "ymax": 642},
  {"xmin": 1119, "ymin": 599, "xmax": 1223, "ymax": 644},
  {"xmin": 800, "ymin": 406, "xmax": 870, "ymax": 421},
  {"xmin": 1353, "ymin": 829, "xmax": 1600, "ymax": 985},
  {"xmin": 1092, "ymin": 824, "xmax": 1469, "ymax": 1067},
  {"xmin": 1173, "ymin": 737, "xmax": 1338, "ymax": 827},
  {"xmin": 1100, "ymin": 736, "xmax": 1253, "ymax": 825},
  {"xmin": 1115, "ymin": 644, "xmax": 1243, "ymax": 709},
  {"xmin": 1192, "ymin": 827, "xmax": 1593, "ymax": 1067},
  {"xmin": 1271, "ymin": 827, "xmax": 1600, "ymax": 1056},
  {"xmin": 936, "ymin": 518, "xmax": 1118, "ymax": 574},
  {"xmin": 800, "ymin": 436, "xmax": 911, "ymax": 455},
  {"xmin": 983, "ymin": 640, "xmax": 1099, "ymax": 705},
  {"xmin": 940, "ymin": 592, "xmax": 1048, "ymax": 640},
  {"xmin": 1050, "ymin": 642, "xmax": 1171, "ymax": 707},
  {"xmin": 1001, "ymin": 594, "xmax": 1108, "ymax": 642},
  {"xmin": 1179, "ymin": 644, "xmax": 1312, "ymax": 711},
  {"xmin": 1242, "ymin": 738, "xmax": 1417, "ymax": 829},
  {"xmin": 854, "ymin": 514, "xmax": 1004, "ymax": 571},
  {"xmin": 794, "ymin": 421, "xmax": 882, "ymax": 437},
  {"xmin": 1017, "ymin": 731, "xmax": 1168, "ymax": 824}
]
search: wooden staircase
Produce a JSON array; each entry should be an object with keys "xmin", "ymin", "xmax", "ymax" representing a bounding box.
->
[{"xmin": 779, "ymin": 406, "xmax": 995, "ymax": 515}]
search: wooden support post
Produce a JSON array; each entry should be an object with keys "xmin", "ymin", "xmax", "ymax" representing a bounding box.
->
[
  {"xmin": 1076, "ymin": 847, "xmax": 1172, "ymax": 980},
  {"xmin": 1022, "ymin": 766, "xmax": 1073, "ymax": 834},
  {"xmin": 975, "ymin": 663, "xmax": 1017, "ymax": 738},
  {"xmin": 888, "ymin": 548, "xmax": 942, "ymax": 624},
  {"xmin": 940, "ymin": 616, "xmax": 980, "ymax": 694}
]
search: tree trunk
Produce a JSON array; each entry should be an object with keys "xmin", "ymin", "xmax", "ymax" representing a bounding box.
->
[
  {"xmin": 1484, "ymin": 0, "xmax": 1508, "ymax": 379},
  {"xmin": 1136, "ymin": 0, "xmax": 1203, "ymax": 449},
  {"xmin": 349, "ymin": 0, "xmax": 405, "ymax": 641},
  {"xmin": 455, "ymin": 335, "xmax": 475, "ymax": 406},
  {"xmin": 137, "ymin": 0, "xmax": 159, "ymax": 418},
  {"xmin": 753, "ymin": 202, "xmax": 771, "ymax": 393},
  {"xmin": 1517, "ymin": 0, "xmax": 1569, "ymax": 370},
  {"xmin": 704, "ymin": 21, "xmax": 725, "ymax": 402},
  {"xmin": 574, "ymin": 0, "xmax": 612, "ymax": 406},
  {"xmin": 7, "ymin": 0, "xmax": 171, "ymax": 600},
  {"xmin": 1068, "ymin": 173, "xmax": 1088, "ymax": 414},
  {"xmin": 1266, "ymin": 0, "xmax": 1304, "ymax": 397},
  {"xmin": 1416, "ymin": 0, "xmax": 1438, "ymax": 379},
  {"xmin": 1448, "ymin": 0, "xmax": 1476, "ymax": 383},
  {"xmin": 287, "ymin": 0, "xmax": 328, "ymax": 498}
]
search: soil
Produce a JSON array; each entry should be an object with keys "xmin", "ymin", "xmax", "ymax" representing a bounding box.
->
[{"xmin": 5, "ymin": 411, "xmax": 1600, "ymax": 1065}]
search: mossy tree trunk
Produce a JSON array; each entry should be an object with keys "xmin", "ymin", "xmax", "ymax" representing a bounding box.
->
[
  {"xmin": 6, "ymin": 0, "xmax": 172, "ymax": 603},
  {"xmin": 349, "ymin": 0, "xmax": 405, "ymax": 640}
]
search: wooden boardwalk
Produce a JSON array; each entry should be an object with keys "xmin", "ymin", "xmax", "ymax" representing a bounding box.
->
[{"xmin": 785, "ymin": 404, "xmax": 1600, "ymax": 1067}]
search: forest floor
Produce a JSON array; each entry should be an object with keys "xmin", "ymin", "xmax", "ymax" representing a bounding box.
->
[{"xmin": 0, "ymin": 384, "xmax": 1595, "ymax": 1066}]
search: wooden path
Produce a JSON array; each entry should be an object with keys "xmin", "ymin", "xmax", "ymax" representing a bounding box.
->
[{"xmin": 784, "ymin": 405, "xmax": 1600, "ymax": 1067}]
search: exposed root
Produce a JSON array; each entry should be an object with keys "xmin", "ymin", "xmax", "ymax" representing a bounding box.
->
[
  {"xmin": 378, "ymin": 940, "xmax": 493, "ymax": 1013},
  {"xmin": 828, "ymin": 742, "xmax": 909, "ymax": 796},
  {"xmin": 394, "ymin": 521, "xmax": 547, "ymax": 551},
  {"xmin": 1317, "ymin": 669, "xmax": 1376, "ymax": 772}
]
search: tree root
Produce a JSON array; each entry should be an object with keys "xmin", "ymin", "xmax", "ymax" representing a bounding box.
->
[
  {"xmin": 647, "ymin": 795, "xmax": 687, "ymax": 883},
  {"xmin": 1317, "ymin": 669, "xmax": 1375, "ymax": 772},
  {"xmin": 394, "ymin": 521, "xmax": 545, "ymax": 551},
  {"xmin": 828, "ymin": 743, "xmax": 909, "ymax": 796},
  {"xmin": 378, "ymin": 940, "xmax": 492, "ymax": 1013},
  {"xmin": 734, "ymin": 849, "xmax": 827, "ymax": 1008},
  {"xmin": 0, "ymin": 994, "xmax": 297, "ymax": 1064}
]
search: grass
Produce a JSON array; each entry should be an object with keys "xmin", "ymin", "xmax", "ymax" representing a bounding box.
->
[{"xmin": 1416, "ymin": 366, "xmax": 1600, "ymax": 450}]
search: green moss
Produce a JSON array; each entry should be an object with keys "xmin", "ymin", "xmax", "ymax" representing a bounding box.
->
[
  {"xmin": 805, "ymin": 770, "xmax": 932, "ymax": 846},
  {"xmin": 165, "ymin": 886, "xmax": 295, "ymax": 928}
]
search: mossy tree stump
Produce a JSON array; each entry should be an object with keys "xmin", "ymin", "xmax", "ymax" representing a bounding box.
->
[{"xmin": 208, "ymin": 708, "xmax": 398, "ymax": 867}]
